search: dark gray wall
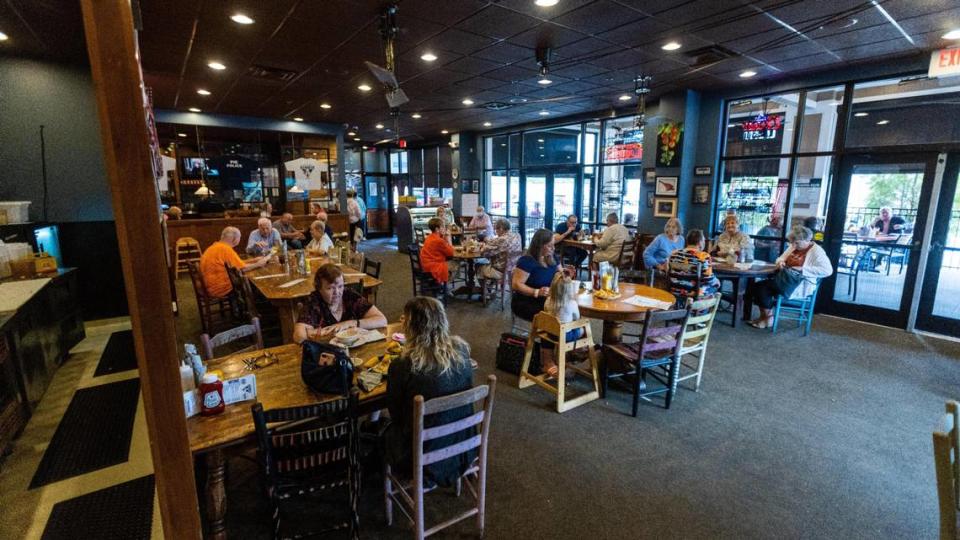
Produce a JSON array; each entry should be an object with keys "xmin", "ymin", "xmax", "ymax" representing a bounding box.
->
[{"xmin": 0, "ymin": 57, "xmax": 112, "ymax": 222}]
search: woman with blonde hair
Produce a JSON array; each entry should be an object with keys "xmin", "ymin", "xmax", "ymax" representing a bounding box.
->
[
  {"xmin": 643, "ymin": 217, "xmax": 685, "ymax": 271},
  {"xmin": 712, "ymin": 214, "xmax": 753, "ymax": 261},
  {"xmin": 385, "ymin": 297, "xmax": 475, "ymax": 486}
]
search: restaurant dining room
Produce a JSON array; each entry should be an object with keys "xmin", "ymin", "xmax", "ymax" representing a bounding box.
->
[{"xmin": 4, "ymin": 1, "xmax": 960, "ymax": 539}]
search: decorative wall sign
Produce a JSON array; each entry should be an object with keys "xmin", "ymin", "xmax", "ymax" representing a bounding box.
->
[
  {"xmin": 656, "ymin": 122, "xmax": 683, "ymax": 167},
  {"xmin": 692, "ymin": 184, "xmax": 710, "ymax": 205},
  {"xmin": 645, "ymin": 169, "xmax": 657, "ymax": 184},
  {"xmin": 655, "ymin": 176, "xmax": 678, "ymax": 196},
  {"xmin": 654, "ymin": 198, "xmax": 678, "ymax": 218},
  {"xmin": 694, "ymin": 166, "xmax": 712, "ymax": 176}
]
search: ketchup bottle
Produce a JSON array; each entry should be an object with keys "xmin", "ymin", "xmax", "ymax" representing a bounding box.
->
[{"xmin": 200, "ymin": 373, "xmax": 225, "ymax": 416}]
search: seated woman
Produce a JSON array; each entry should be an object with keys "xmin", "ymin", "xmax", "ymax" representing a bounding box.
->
[
  {"xmin": 305, "ymin": 219, "xmax": 334, "ymax": 256},
  {"xmin": 643, "ymin": 217, "xmax": 684, "ymax": 271},
  {"xmin": 511, "ymin": 229, "xmax": 561, "ymax": 321},
  {"xmin": 712, "ymin": 215, "xmax": 753, "ymax": 261},
  {"xmin": 747, "ymin": 225, "xmax": 833, "ymax": 329},
  {"xmin": 668, "ymin": 229, "xmax": 721, "ymax": 302},
  {"xmin": 466, "ymin": 205, "xmax": 495, "ymax": 240},
  {"xmin": 293, "ymin": 263, "xmax": 387, "ymax": 343},
  {"xmin": 419, "ymin": 217, "xmax": 456, "ymax": 285},
  {"xmin": 385, "ymin": 296, "xmax": 474, "ymax": 486}
]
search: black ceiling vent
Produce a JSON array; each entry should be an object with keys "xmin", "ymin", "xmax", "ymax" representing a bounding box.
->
[
  {"xmin": 245, "ymin": 65, "xmax": 299, "ymax": 83},
  {"xmin": 683, "ymin": 45, "xmax": 739, "ymax": 68},
  {"xmin": 483, "ymin": 101, "xmax": 513, "ymax": 111}
]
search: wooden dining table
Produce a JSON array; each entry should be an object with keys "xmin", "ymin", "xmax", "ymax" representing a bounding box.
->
[
  {"xmin": 451, "ymin": 246, "xmax": 487, "ymax": 301},
  {"xmin": 712, "ymin": 261, "xmax": 777, "ymax": 327},
  {"xmin": 560, "ymin": 237, "xmax": 599, "ymax": 271},
  {"xmin": 246, "ymin": 257, "xmax": 383, "ymax": 343},
  {"xmin": 577, "ymin": 282, "xmax": 677, "ymax": 344},
  {"xmin": 189, "ymin": 323, "xmax": 401, "ymax": 539}
]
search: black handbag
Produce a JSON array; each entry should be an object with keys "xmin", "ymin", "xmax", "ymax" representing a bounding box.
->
[
  {"xmin": 301, "ymin": 341, "xmax": 353, "ymax": 396},
  {"xmin": 773, "ymin": 267, "xmax": 805, "ymax": 298},
  {"xmin": 495, "ymin": 333, "xmax": 540, "ymax": 375}
]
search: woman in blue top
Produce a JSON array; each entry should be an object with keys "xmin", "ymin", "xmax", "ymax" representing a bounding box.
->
[
  {"xmin": 643, "ymin": 217, "xmax": 685, "ymax": 271},
  {"xmin": 511, "ymin": 228, "xmax": 561, "ymax": 321}
]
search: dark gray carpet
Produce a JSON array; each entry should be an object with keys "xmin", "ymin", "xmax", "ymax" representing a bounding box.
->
[{"xmin": 175, "ymin": 238, "xmax": 960, "ymax": 539}]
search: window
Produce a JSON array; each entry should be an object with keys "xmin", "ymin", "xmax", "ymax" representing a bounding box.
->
[
  {"xmin": 799, "ymin": 86, "xmax": 844, "ymax": 153},
  {"xmin": 523, "ymin": 124, "xmax": 581, "ymax": 166},
  {"xmin": 602, "ymin": 117, "xmax": 643, "ymax": 163},
  {"xmin": 715, "ymin": 158, "xmax": 790, "ymax": 236},
  {"xmin": 847, "ymin": 76, "xmax": 960, "ymax": 148},
  {"xmin": 485, "ymin": 135, "xmax": 508, "ymax": 169},
  {"xmin": 723, "ymin": 92, "xmax": 800, "ymax": 158}
]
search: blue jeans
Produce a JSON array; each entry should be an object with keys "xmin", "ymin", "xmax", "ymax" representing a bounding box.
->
[{"xmin": 542, "ymin": 326, "xmax": 585, "ymax": 349}]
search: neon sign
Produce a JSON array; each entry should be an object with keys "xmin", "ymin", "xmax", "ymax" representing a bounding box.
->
[{"xmin": 741, "ymin": 113, "xmax": 782, "ymax": 141}]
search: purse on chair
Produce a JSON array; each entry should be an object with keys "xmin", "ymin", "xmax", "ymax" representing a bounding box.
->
[
  {"xmin": 301, "ymin": 341, "xmax": 353, "ymax": 396},
  {"xmin": 772, "ymin": 267, "xmax": 805, "ymax": 298}
]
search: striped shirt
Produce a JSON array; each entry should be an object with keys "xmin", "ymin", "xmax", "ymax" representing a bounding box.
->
[{"xmin": 668, "ymin": 247, "xmax": 720, "ymax": 300}]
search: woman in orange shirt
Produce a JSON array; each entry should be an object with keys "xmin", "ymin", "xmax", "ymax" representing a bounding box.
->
[{"xmin": 419, "ymin": 217, "xmax": 456, "ymax": 284}]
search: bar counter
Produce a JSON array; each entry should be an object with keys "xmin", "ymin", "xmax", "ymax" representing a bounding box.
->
[{"xmin": 165, "ymin": 213, "xmax": 349, "ymax": 252}]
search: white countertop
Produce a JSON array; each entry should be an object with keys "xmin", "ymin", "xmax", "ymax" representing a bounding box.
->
[{"xmin": 0, "ymin": 278, "xmax": 51, "ymax": 313}]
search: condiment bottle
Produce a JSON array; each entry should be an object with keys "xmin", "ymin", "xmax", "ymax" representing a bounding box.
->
[{"xmin": 199, "ymin": 373, "xmax": 225, "ymax": 416}]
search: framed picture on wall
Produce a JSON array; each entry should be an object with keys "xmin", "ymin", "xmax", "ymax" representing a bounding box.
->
[
  {"xmin": 655, "ymin": 176, "xmax": 678, "ymax": 196},
  {"xmin": 461, "ymin": 179, "xmax": 472, "ymax": 193},
  {"xmin": 645, "ymin": 169, "xmax": 657, "ymax": 184},
  {"xmin": 692, "ymin": 184, "xmax": 710, "ymax": 205},
  {"xmin": 472, "ymin": 180, "xmax": 479, "ymax": 193},
  {"xmin": 646, "ymin": 191, "xmax": 655, "ymax": 208},
  {"xmin": 654, "ymin": 198, "xmax": 678, "ymax": 218}
]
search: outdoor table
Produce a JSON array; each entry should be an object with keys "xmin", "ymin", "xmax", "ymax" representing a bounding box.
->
[
  {"xmin": 451, "ymin": 246, "xmax": 486, "ymax": 301},
  {"xmin": 189, "ymin": 323, "xmax": 401, "ymax": 540},
  {"xmin": 712, "ymin": 261, "xmax": 777, "ymax": 327},
  {"xmin": 577, "ymin": 282, "xmax": 677, "ymax": 344},
  {"xmin": 246, "ymin": 258, "xmax": 383, "ymax": 343}
]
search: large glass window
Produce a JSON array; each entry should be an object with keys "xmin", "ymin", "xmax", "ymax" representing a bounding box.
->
[
  {"xmin": 847, "ymin": 76, "xmax": 960, "ymax": 148},
  {"xmin": 603, "ymin": 117, "xmax": 643, "ymax": 163},
  {"xmin": 487, "ymin": 171, "xmax": 507, "ymax": 217},
  {"xmin": 724, "ymin": 93, "xmax": 799, "ymax": 157},
  {"xmin": 799, "ymin": 86, "xmax": 843, "ymax": 153},
  {"xmin": 523, "ymin": 124, "xmax": 581, "ymax": 166},
  {"xmin": 716, "ymin": 158, "xmax": 790, "ymax": 236}
]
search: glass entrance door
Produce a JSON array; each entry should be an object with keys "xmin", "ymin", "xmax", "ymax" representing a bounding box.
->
[
  {"xmin": 916, "ymin": 155, "xmax": 960, "ymax": 337},
  {"xmin": 364, "ymin": 173, "xmax": 390, "ymax": 235},
  {"xmin": 520, "ymin": 168, "xmax": 581, "ymax": 244},
  {"xmin": 822, "ymin": 153, "xmax": 937, "ymax": 328},
  {"xmin": 523, "ymin": 174, "xmax": 547, "ymax": 244}
]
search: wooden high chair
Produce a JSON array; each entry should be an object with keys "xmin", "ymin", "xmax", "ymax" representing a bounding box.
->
[{"xmin": 519, "ymin": 312, "xmax": 601, "ymax": 413}]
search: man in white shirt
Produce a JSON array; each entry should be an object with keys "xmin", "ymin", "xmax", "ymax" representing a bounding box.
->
[
  {"xmin": 593, "ymin": 212, "xmax": 630, "ymax": 264},
  {"xmin": 346, "ymin": 190, "xmax": 363, "ymax": 245}
]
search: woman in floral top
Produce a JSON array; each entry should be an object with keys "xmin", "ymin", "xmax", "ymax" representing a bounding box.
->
[
  {"xmin": 668, "ymin": 229, "xmax": 721, "ymax": 301},
  {"xmin": 293, "ymin": 263, "xmax": 387, "ymax": 343},
  {"xmin": 478, "ymin": 218, "xmax": 522, "ymax": 280}
]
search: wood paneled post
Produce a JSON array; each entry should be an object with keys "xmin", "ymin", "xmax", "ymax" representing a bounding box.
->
[{"xmin": 79, "ymin": 1, "xmax": 202, "ymax": 538}]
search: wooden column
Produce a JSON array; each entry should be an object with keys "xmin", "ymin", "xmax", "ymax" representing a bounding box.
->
[{"xmin": 79, "ymin": 1, "xmax": 202, "ymax": 538}]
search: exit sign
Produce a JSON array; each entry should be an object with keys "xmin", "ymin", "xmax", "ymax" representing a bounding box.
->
[{"xmin": 929, "ymin": 47, "xmax": 960, "ymax": 78}]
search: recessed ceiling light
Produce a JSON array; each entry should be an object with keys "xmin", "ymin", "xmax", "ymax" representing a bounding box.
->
[
  {"xmin": 854, "ymin": 112, "xmax": 869, "ymax": 117},
  {"xmin": 177, "ymin": 133, "xmax": 187, "ymax": 137},
  {"xmin": 877, "ymin": 119, "xmax": 889, "ymax": 125},
  {"xmin": 943, "ymin": 29, "xmax": 960, "ymax": 40},
  {"xmin": 420, "ymin": 52, "xmax": 438, "ymax": 62},
  {"xmin": 293, "ymin": 117, "xmax": 304, "ymax": 122},
  {"xmin": 441, "ymin": 130, "xmax": 449, "ymax": 134},
  {"xmin": 537, "ymin": 77, "xmax": 552, "ymax": 85},
  {"xmin": 535, "ymin": 0, "xmax": 559, "ymax": 6},
  {"xmin": 376, "ymin": 123, "xmax": 384, "ymax": 129},
  {"xmin": 358, "ymin": 84, "xmax": 372, "ymax": 92},
  {"xmin": 0, "ymin": 32, "xmax": 8, "ymax": 41},
  {"xmin": 207, "ymin": 61, "xmax": 226, "ymax": 70},
  {"xmin": 483, "ymin": 122, "xmax": 492, "ymax": 127},
  {"xmin": 618, "ymin": 94, "xmax": 632, "ymax": 101},
  {"xmin": 354, "ymin": 137, "xmax": 361, "ymax": 141},
  {"xmin": 411, "ymin": 113, "xmax": 422, "ymax": 119},
  {"xmin": 539, "ymin": 110, "xmax": 550, "ymax": 116},
  {"xmin": 662, "ymin": 41, "xmax": 681, "ymax": 51},
  {"xmin": 739, "ymin": 70, "xmax": 757, "ymax": 78},
  {"xmin": 462, "ymin": 98, "xmax": 475, "ymax": 105},
  {"xmin": 347, "ymin": 131, "xmax": 356, "ymax": 136},
  {"xmin": 727, "ymin": 124, "xmax": 736, "ymax": 128},
  {"xmin": 537, "ymin": 138, "xmax": 545, "ymax": 143},
  {"xmin": 197, "ymin": 89, "xmax": 211, "ymax": 96},
  {"xmin": 188, "ymin": 107, "xmax": 201, "ymax": 112},
  {"xmin": 230, "ymin": 14, "xmax": 254, "ymax": 24},
  {"xmin": 320, "ymin": 103, "xmax": 331, "ymax": 109},
  {"xmin": 362, "ymin": 146, "xmax": 368, "ymax": 150}
]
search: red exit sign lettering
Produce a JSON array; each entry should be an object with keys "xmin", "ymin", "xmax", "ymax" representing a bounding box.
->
[{"xmin": 929, "ymin": 47, "xmax": 960, "ymax": 78}]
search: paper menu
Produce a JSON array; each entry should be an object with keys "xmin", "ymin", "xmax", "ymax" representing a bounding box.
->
[
  {"xmin": 278, "ymin": 278, "xmax": 306, "ymax": 288},
  {"xmin": 223, "ymin": 375, "xmax": 257, "ymax": 404},
  {"xmin": 622, "ymin": 295, "xmax": 674, "ymax": 310}
]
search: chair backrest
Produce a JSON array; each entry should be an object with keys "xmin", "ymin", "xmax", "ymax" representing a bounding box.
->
[
  {"xmin": 681, "ymin": 293, "xmax": 721, "ymax": 350},
  {"xmin": 187, "ymin": 260, "xmax": 211, "ymax": 302},
  {"xmin": 346, "ymin": 280, "xmax": 364, "ymax": 297},
  {"xmin": 200, "ymin": 317, "xmax": 264, "ymax": 360},
  {"xmin": 363, "ymin": 258, "xmax": 382, "ymax": 279},
  {"xmin": 635, "ymin": 234, "xmax": 657, "ymax": 271},
  {"xmin": 348, "ymin": 250, "xmax": 365, "ymax": 270},
  {"xmin": 412, "ymin": 375, "xmax": 496, "ymax": 489},
  {"xmin": 636, "ymin": 307, "xmax": 690, "ymax": 361},
  {"xmin": 934, "ymin": 401, "xmax": 960, "ymax": 540},
  {"xmin": 617, "ymin": 237, "xmax": 636, "ymax": 269},
  {"xmin": 414, "ymin": 228, "xmax": 426, "ymax": 244},
  {"xmin": 530, "ymin": 311, "xmax": 590, "ymax": 347},
  {"xmin": 225, "ymin": 263, "xmax": 258, "ymax": 318}
]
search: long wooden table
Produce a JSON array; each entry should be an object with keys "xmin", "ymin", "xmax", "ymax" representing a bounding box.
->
[
  {"xmin": 189, "ymin": 323, "xmax": 401, "ymax": 539},
  {"xmin": 167, "ymin": 213, "xmax": 349, "ymax": 253},
  {"xmin": 246, "ymin": 258, "xmax": 383, "ymax": 343},
  {"xmin": 577, "ymin": 282, "xmax": 676, "ymax": 344}
]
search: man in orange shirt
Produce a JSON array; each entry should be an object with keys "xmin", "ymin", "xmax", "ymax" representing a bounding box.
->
[
  {"xmin": 200, "ymin": 227, "xmax": 271, "ymax": 298},
  {"xmin": 419, "ymin": 217, "xmax": 456, "ymax": 284}
]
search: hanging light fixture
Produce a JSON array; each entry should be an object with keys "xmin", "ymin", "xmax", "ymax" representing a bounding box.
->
[
  {"xmin": 193, "ymin": 125, "xmax": 214, "ymax": 197},
  {"xmin": 633, "ymin": 75, "xmax": 652, "ymax": 130}
]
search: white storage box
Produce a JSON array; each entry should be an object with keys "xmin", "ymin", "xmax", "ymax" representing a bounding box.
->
[{"xmin": 0, "ymin": 201, "xmax": 31, "ymax": 224}]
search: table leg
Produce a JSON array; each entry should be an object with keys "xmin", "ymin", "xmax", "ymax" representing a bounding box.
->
[
  {"xmin": 731, "ymin": 279, "xmax": 742, "ymax": 328},
  {"xmin": 602, "ymin": 320, "xmax": 623, "ymax": 345},
  {"xmin": 741, "ymin": 277, "xmax": 755, "ymax": 322},
  {"xmin": 277, "ymin": 301, "xmax": 296, "ymax": 344},
  {"xmin": 467, "ymin": 262, "xmax": 478, "ymax": 301},
  {"xmin": 205, "ymin": 449, "xmax": 228, "ymax": 540}
]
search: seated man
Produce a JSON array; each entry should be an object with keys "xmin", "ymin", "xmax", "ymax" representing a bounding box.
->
[
  {"xmin": 479, "ymin": 218, "xmax": 522, "ymax": 281},
  {"xmin": 200, "ymin": 227, "xmax": 271, "ymax": 298},
  {"xmin": 247, "ymin": 217, "xmax": 281, "ymax": 256},
  {"xmin": 273, "ymin": 212, "xmax": 306, "ymax": 249},
  {"xmin": 419, "ymin": 217, "xmax": 456, "ymax": 284},
  {"xmin": 593, "ymin": 212, "xmax": 630, "ymax": 265},
  {"xmin": 553, "ymin": 214, "xmax": 587, "ymax": 267}
]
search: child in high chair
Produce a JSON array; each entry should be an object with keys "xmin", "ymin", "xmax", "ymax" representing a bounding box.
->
[{"xmin": 541, "ymin": 271, "xmax": 585, "ymax": 377}]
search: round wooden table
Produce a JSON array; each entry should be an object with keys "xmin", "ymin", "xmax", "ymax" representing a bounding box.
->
[
  {"xmin": 712, "ymin": 261, "xmax": 777, "ymax": 327},
  {"xmin": 451, "ymin": 247, "xmax": 486, "ymax": 301},
  {"xmin": 577, "ymin": 282, "xmax": 677, "ymax": 344}
]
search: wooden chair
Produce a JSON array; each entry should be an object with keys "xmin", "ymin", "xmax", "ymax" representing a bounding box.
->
[
  {"xmin": 187, "ymin": 260, "xmax": 237, "ymax": 336},
  {"xmin": 226, "ymin": 263, "xmax": 259, "ymax": 319},
  {"xmin": 348, "ymin": 250, "xmax": 365, "ymax": 271},
  {"xmin": 252, "ymin": 393, "xmax": 360, "ymax": 540},
  {"xmin": 414, "ymin": 228, "xmax": 426, "ymax": 245},
  {"xmin": 200, "ymin": 318, "xmax": 264, "ymax": 361},
  {"xmin": 934, "ymin": 401, "xmax": 960, "ymax": 540},
  {"xmin": 602, "ymin": 307, "xmax": 690, "ymax": 415},
  {"xmin": 616, "ymin": 236, "xmax": 636, "ymax": 270},
  {"xmin": 480, "ymin": 250, "xmax": 521, "ymax": 311},
  {"xmin": 174, "ymin": 237, "xmax": 202, "ymax": 279},
  {"xmin": 621, "ymin": 233, "xmax": 656, "ymax": 285},
  {"xmin": 384, "ymin": 375, "xmax": 496, "ymax": 540},
  {"xmin": 676, "ymin": 293, "xmax": 721, "ymax": 392},
  {"xmin": 363, "ymin": 258, "xmax": 382, "ymax": 279},
  {"xmin": 408, "ymin": 244, "xmax": 446, "ymax": 303},
  {"xmin": 772, "ymin": 278, "xmax": 823, "ymax": 336},
  {"xmin": 519, "ymin": 313, "xmax": 601, "ymax": 413}
]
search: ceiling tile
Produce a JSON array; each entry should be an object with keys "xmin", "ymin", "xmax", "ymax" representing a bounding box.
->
[
  {"xmin": 506, "ymin": 23, "xmax": 588, "ymax": 50},
  {"xmin": 444, "ymin": 55, "xmax": 506, "ymax": 75},
  {"xmin": 553, "ymin": 0, "xmax": 645, "ymax": 34},
  {"xmin": 456, "ymin": 5, "xmax": 542, "ymax": 40},
  {"xmin": 472, "ymin": 41, "xmax": 536, "ymax": 64},
  {"xmin": 418, "ymin": 28, "xmax": 497, "ymax": 56},
  {"xmin": 494, "ymin": 0, "xmax": 598, "ymax": 20},
  {"xmin": 397, "ymin": 0, "xmax": 488, "ymax": 26}
]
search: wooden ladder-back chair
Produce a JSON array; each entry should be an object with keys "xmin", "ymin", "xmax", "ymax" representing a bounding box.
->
[
  {"xmin": 348, "ymin": 250, "xmax": 365, "ymax": 271},
  {"xmin": 603, "ymin": 307, "xmax": 690, "ymax": 415},
  {"xmin": 384, "ymin": 375, "xmax": 496, "ymax": 540},
  {"xmin": 414, "ymin": 228, "xmax": 426, "ymax": 246},
  {"xmin": 408, "ymin": 244, "xmax": 446, "ymax": 303},
  {"xmin": 174, "ymin": 236, "xmax": 202, "ymax": 278},
  {"xmin": 252, "ymin": 393, "xmax": 360, "ymax": 540},
  {"xmin": 187, "ymin": 260, "xmax": 236, "ymax": 336},
  {"xmin": 519, "ymin": 313, "xmax": 601, "ymax": 413},
  {"xmin": 676, "ymin": 293, "xmax": 721, "ymax": 391},
  {"xmin": 226, "ymin": 263, "xmax": 259, "ymax": 319},
  {"xmin": 200, "ymin": 318, "xmax": 264, "ymax": 361},
  {"xmin": 934, "ymin": 400, "xmax": 960, "ymax": 540},
  {"xmin": 622, "ymin": 233, "xmax": 656, "ymax": 285},
  {"xmin": 363, "ymin": 258, "xmax": 382, "ymax": 279}
]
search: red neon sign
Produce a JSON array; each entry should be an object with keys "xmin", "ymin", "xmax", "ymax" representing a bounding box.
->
[
  {"xmin": 741, "ymin": 114, "xmax": 782, "ymax": 132},
  {"xmin": 604, "ymin": 142, "xmax": 643, "ymax": 161}
]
